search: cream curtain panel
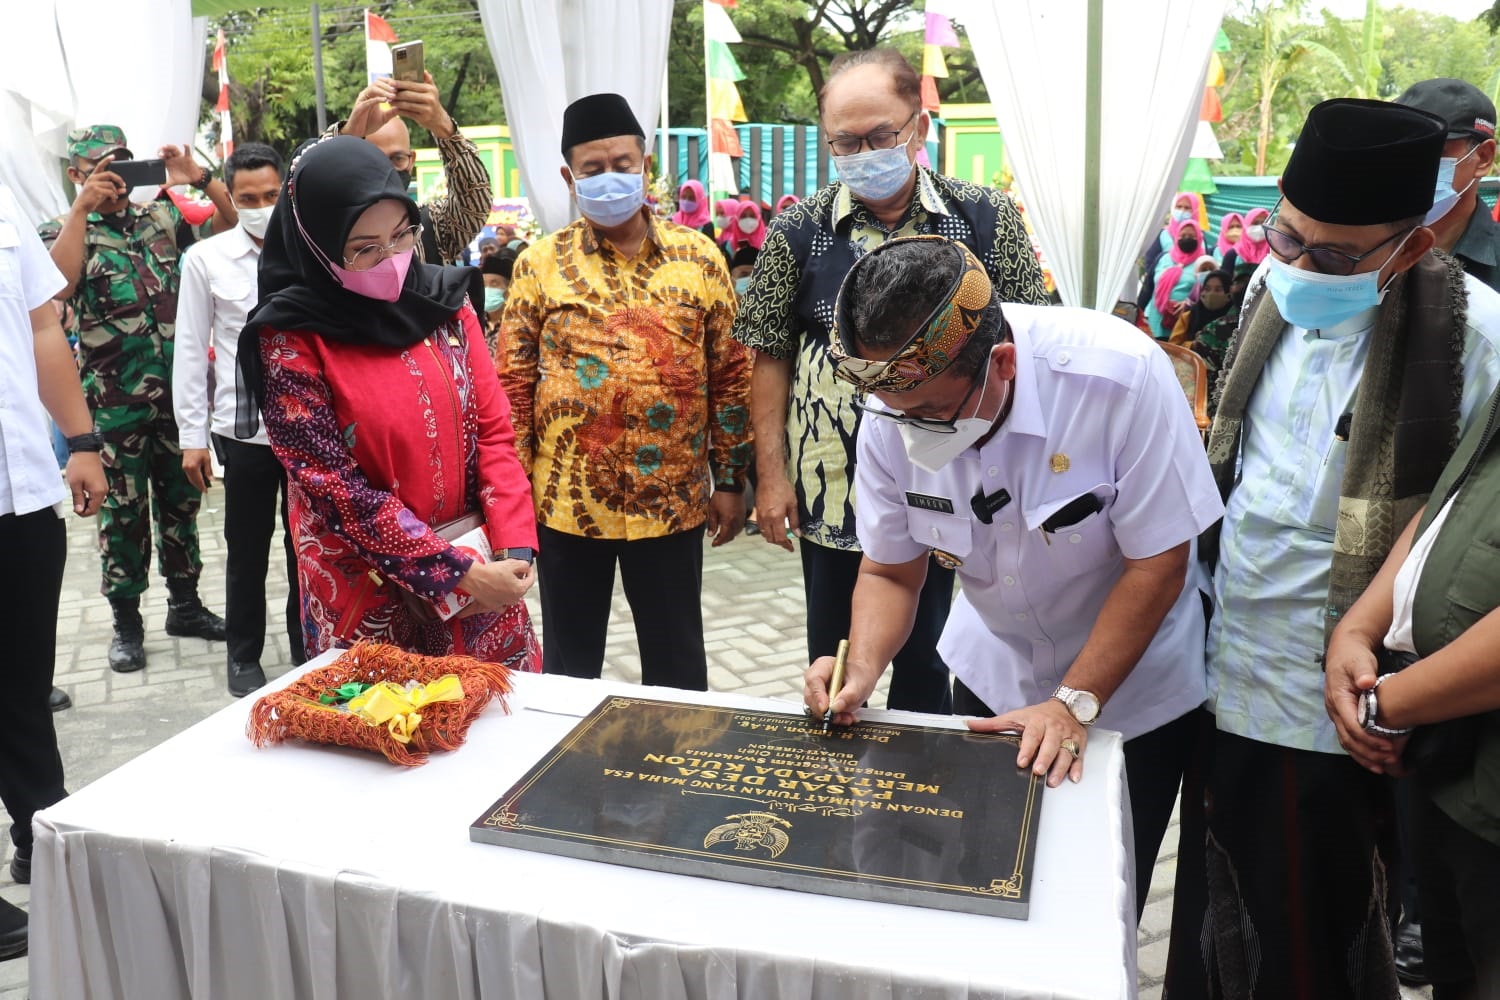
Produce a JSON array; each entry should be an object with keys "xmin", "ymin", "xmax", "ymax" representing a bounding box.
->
[
  {"xmin": 4, "ymin": 0, "xmax": 208, "ymax": 225},
  {"xmin": 954, "ymin": 0, "xmax": 1226, "ymax": 310},
  {"xmin": 479, "ymin": 0, "xmax": 674, "ymax": 233}
]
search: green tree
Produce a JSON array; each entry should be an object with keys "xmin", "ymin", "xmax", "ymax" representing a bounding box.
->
[{"xmin": 203, "ymin": 1, "xmax": 501, "ymax": 157}]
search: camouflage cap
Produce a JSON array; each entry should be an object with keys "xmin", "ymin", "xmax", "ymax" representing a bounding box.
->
[{"xmin": 67, "ymin": 124, "xmax": 129, "ymax": 161}]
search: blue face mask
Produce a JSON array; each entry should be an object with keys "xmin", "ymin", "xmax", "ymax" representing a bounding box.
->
[
  {"xmin": 734, "ymin": 276, "xmax": 751, "ymax": 295},
  {"xmin": 834, "ymin": 145, "xmax": 915, "ymax": 203},
  {"xmin": 1172, "ymin": 208, "xmax": 1193, "ymax": 223},
  {"xmin": 572, "ymin": 170, "xmax": 644, "ymax": 228},
  {"xmin": 1425, "ymin": 145, "xmax": 1480, "ymax": 226},
  {"xmin": 1264, "ymin": 247, "xmax": 1405, "ymax": 331},
  {"xmin": 483, "ymin": 287, "xmax": 506, "ymax": 313}
]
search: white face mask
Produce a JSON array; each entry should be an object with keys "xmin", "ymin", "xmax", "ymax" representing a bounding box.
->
[
  {"xmin": 1246, "ymin": 224, "xmax": 1266, "ymax": 242},
  {"xmin": 737, "ymin": 216, "xmax": 758, "ymax": 234},
  {"xmin": 895, "ymin": 367, "xmax": 1009, "ymax": 474},
  {"xmin": 238, "ymin": 205, "xmax": 275, "ymax": 240}
]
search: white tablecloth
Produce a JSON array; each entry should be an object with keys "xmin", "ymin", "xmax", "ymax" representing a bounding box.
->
[{"xmin": 30, "ymin": 655, "xmax": 1137, "ymax": 999}]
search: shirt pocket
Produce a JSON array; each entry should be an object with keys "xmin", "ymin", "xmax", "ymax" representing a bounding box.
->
[
  {"xmin": 906, "ymin": 509, "xmax": 993, "ymax": 585},
  {"xmin": 1306, "ymin": 437, "xmax": 1347, "ymax": 533},
  {"xmin": 1032, "ymin": 484, "xmax": 1120, "ymax": 579},
  {"xmin": 209, "ymin": 273, "xmax": 252, "ymax": 309},
  {"xmin": 1443, "ymin": 536, "xmax": 1500, "ymax": 637}
]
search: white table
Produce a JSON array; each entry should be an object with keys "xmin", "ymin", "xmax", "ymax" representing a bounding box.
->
[{"xmin": 30, "ymin": 654, "xmax": 1137, "ymax": 999}]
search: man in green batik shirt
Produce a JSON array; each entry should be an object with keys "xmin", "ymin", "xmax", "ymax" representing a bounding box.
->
[{"xmin": 39, "ymin": 125, "xmax": 234, "ymax": 674}]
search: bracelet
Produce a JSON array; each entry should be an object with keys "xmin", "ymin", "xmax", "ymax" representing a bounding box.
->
[
  {"xmin": 65, "ymin": 431, "xmax": 104, "ymax": 454},
  {"xmin": 190, "ymin": 165, "xmax": 213, "ymax": 190}
]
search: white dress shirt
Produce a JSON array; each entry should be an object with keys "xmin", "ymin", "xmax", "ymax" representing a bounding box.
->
[
  {"xmin": 1208, "ymin": 274, "xmax": 1500, "ymax": 754},
  {"xmin": 0, "ymin": 184, "xmax": 69, "ymax": 518},
  {"xmin": 173, "ymin": 224, "xmax": 268, "ymax": 448},
  {"xmin": 855, "ymin": 304, "xmax": 1225, "ymax": 741}
]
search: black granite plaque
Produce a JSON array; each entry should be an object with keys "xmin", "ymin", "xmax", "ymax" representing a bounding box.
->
[{"xmin": 471, "ymin": 696, "xmax": 1044, "ymax": 918}]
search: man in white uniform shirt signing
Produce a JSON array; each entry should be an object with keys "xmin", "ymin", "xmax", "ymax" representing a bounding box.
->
[
  {"xmin": 802, "ymin": 235, "xmax": 1223, "ymax": 919},
  {"xmin": 174, "ymin": 143, "xmax": 305, "ymax": 697}
]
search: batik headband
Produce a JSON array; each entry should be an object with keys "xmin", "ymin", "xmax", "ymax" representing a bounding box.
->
[{"xmin": 829, "ymin": 235, "xmax": 993, "ymax": 392}]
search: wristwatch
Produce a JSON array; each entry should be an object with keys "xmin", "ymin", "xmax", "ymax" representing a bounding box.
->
[
  {"xmin": 1358, "ymin": 674, "xmax": 1413, "ymax": 736},
  {"xmin": 65, "ymin": 431, "xmax": 104, "ymax": 454},
  {"xmin": 1052, "ymin": 685, "xmax": 1101, "ymax": 726},
  {"xmin": 502, "ymin": 547, "xmax": 535, "ymax": 564}
]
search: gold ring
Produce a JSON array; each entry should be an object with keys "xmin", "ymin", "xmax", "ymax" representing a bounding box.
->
[{"xmin": 1060, "ymin": 738, "xmax": 1080, "ymax": 759}]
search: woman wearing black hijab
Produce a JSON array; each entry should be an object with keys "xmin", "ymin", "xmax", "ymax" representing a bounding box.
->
[{"xmin": 240, "ymin": 135, "xmax": 539, "ymax": 666}]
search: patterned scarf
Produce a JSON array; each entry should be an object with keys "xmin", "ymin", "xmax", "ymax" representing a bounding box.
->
[{"xmin": 1206, "ymin": 251, "xmax": 1468, "ymax": 648}]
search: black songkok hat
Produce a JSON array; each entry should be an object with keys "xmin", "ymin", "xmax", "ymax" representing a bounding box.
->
[
  {"xmin": 560, "ymin": 93, "xmax": 644, "ymax": 156},
  {"xmin": 1282, "ymin": 98, "xmax": 1447, "ymax": 225}
]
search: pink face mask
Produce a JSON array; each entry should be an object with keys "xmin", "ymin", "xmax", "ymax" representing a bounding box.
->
[{"xmin": 330, "ymin": 249, "xmax": 413, "ymax": 302}]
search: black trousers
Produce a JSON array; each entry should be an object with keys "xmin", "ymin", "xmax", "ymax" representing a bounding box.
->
[
  {"xmin": 1165, "ymin": 718, "xmax": 1400, "ymax": 1000},
  {"xmin": 215, "ymin": 435, "xmax": 304, "ymax": 666},
  {"xmin": 1413, "ymin": 779, "xmax": 1500, "ymax": 998},
  {"xmin": 0, "ymin": 509, "xmax": 68, "ymax": 851},
  {"xmin": 536, "ymin": 523, "xmax": 707, "ymax": 690},
  {"xmin": 953, "ymin": 681, "xmax": 1192, "ymax": 919},
  {"xmin": 800, "ymin": 541, "xmax": 953, "ymax": 714}
]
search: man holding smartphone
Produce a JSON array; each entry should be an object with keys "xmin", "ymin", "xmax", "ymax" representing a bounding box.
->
[
  {"xmin": 39, "ymin": 125, "xmax": 236, "ymax": 674},
  {"xmin": 327, "ymin": 63, "xmax": 492, "ymax": 264}
]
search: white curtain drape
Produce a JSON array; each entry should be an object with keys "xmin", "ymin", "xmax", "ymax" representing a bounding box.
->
[
  {"xmin": 955, "ymin": 1, "xmax": 1225, "ymax": 310},
  {"xmin": 478, "ymin": 0, "xmax": 673, "ymax": 233},
  {"xmin": 4, "ymin": 0, "xmax": 208, "ymax": 225}
]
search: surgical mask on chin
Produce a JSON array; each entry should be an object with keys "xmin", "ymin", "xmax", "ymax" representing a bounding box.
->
[
  {"xmin": 238, "ymin": 205, "xmax": 274, "ymax": 240},
  {"xmin": 573, "ymin": 170, "xmax": 645, "ymax": 228},
  {"xmin": 1425, "ymin": 147, "xmax": 1480, "ymax": 226},
  {"xmin": 1264, "ymin": 241, "xmax": 1408, "ymax": 331},
  {"xmin": 896, "ymin": 373, "xmax": 1009, "ymax": 474},
  {"xmin": 483, "ymin": 287, "xmax": 506, "ymax": 313},
  {"xmin": 834, "ymin": 145, "xmax": 916, "ymax": 203},
  {"xmin": 331, "ymin": 248, "xmax": 413, "ymax": 302}
]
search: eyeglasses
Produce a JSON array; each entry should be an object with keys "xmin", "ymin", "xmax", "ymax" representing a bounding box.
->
[
  {"xmin": 343, "ymin": 224, "xmax": 422, "ymax": 271},
  {"xmin": 855, "ymin": 365, "xmax": 985, "ymax": 434},
  {"xmin": 826, "ymin": 112, "xmax": 919, "ymax": 158},
  {"xmin": 1264, "ymin": 200, "xmax": 1413, "ymax": 276}
]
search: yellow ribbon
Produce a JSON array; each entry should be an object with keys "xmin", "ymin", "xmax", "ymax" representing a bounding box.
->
[{"xmin": 347, "ymin": 675, "xmax": 465, "ymax": 744}]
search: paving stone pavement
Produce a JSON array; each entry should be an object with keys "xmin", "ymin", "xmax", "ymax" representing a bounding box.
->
[{"xmin": 0, "ymin": 487, "xmax": 1431, "ymax": 998}]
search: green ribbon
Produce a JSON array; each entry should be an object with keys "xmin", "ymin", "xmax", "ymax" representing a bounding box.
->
[{"xmin": 319, "ymin": 682, "xmax": 374, "ymax": 705}]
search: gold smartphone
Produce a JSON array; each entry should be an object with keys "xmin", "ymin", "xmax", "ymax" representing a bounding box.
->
[{"xmin": 392, "ymin": 40, "xmax": 425, "ymax": 84}]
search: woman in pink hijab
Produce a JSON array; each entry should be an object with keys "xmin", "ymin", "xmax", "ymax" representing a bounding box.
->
[
  {"xmin": 711, "ymin": 198, "xmax": 740, "ymax": 239},
  {"xmin": 1234, "ymin": 206, "xmax": 1272, "ymax": 265},
  {"xmin": 1146, "ymin": 218, "xmax": 1205, "ymax": 338},
  {"xmin": 774, "ymin": 194, "xmax": 800, "ymax": 215},
  {"xmin": 671, "ymin": 180, "xmax": 714, "ymax": 239},
  {"xmin": 1215, "ymin": 212, "xmax": 1244, "ymax": 259},
  {"xmin": 722, "ymin": 200, "xmax": 766, "ymax": 256}
]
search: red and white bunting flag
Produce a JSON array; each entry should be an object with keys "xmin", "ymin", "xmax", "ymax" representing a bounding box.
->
[
  {"xmin": 214, "ymin": 28, "xmax": 233, "ymax": 155},
  {"xmin": 366, "ymin": 9, "xmax": 397, "ymax": 83}
]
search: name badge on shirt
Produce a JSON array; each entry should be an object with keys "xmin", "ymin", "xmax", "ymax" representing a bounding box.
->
[{"xmin": 905, "ymin": 492, "xmax": 955, "ymax": 514}]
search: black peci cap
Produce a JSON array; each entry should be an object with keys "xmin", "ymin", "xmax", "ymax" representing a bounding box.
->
[
  {"xmin": 1282, "ymin": 98, "xmax": 1447, "ymax": 225},
  {"xmin": 560, "ymin": 93, "xmax": 644, "ymax": 157}
]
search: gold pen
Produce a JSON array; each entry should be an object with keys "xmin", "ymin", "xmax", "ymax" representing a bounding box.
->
[{"xmin": 823, "ymin": 639, "xmax": 849, "ymax": 734}]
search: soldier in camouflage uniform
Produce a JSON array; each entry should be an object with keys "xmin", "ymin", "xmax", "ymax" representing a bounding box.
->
[{"xmin": 39, "ymin": 125, "xmax": 238, "ymax": 672}]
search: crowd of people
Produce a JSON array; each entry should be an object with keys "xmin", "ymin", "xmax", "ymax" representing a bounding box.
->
[{"xmin": 2, "ymin": 41, "xmax": 1499, "ymax": 997}]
